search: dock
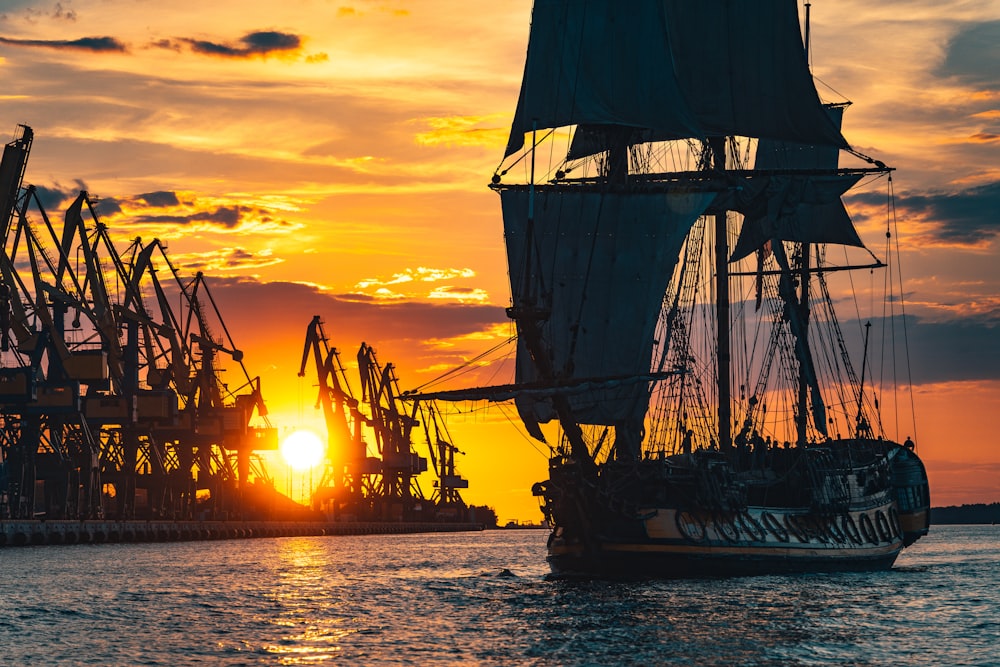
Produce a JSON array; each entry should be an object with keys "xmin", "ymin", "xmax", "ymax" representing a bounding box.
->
[{"xmin": 0, "ymin": 519, "xmax": 483, "ymax": 547}]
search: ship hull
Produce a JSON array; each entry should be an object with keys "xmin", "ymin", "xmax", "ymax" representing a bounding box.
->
[
  {"xmin": 536, "ymin": 441, "xmax": 930, "ymax": 579},
  {"xmin": 546, "ymin": 507, "xmax": 903, "ymax": 579}
]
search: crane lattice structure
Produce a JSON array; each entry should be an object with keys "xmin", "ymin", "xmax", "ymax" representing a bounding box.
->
[
  {"xmin": 298, "ymin": 316, "xmax": 468, "ymax": 521},
  {"xmin": 0, "ymin": 125, "xmax": 282, "ymax": 521}
]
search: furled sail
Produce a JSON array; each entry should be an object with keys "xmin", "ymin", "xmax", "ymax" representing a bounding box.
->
[
  {"xmin": 505, "ymin": 0, "xmax": 847, "ymax": 158},
  {"xmin": 501, "ymin": 188, "xmax": 715, "ymax": 426},
  {"xmin": 730, "ymin": 106, "xmax": 863, "ymax": 262}
]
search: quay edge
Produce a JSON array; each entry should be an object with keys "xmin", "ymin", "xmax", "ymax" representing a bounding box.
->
[{"xmin": 0, "ymin": 519, "xmax": 484, "ymax": 547}]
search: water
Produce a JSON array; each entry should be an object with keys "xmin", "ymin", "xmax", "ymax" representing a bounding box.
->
[{"xmin": 0, "ymin": 525, "xmax": 997, "ymax": 665}]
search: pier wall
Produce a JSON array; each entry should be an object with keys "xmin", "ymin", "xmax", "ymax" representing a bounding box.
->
[{"xmin": 0, "ymin": 520, "xmax": 482, "ymax": 547}]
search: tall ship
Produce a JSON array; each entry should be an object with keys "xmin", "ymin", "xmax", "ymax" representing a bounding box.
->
[{"xmin": 484, "ymin": 0, "xmax": 930, "ymax": 577}]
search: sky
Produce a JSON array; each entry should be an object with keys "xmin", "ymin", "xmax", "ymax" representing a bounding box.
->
[{"xmin": 1, "ymin": 0, "xmax": 999, "ymax": 522}]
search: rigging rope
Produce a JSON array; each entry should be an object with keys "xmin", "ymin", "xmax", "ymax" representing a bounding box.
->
[
  {"xmin": 881, "ymin": 178, "xmax": 897, "ymax": 437},
  {"xmin": 888, "ymin": 175, "xmax": 918, "ymax": 444},
  {"xmin": 406, "ymin": 335, "xmax": 517, "ymax": 394},
  {"xmin": 496, "ymin": 402, "xmax": 551, "ymax": 459}
]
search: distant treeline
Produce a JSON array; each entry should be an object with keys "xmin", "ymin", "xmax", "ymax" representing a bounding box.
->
[
  {"xmin": 931, "ymin": 503, "xmax": 1000, "ymax": 524},
  {"xmin": 468, "ymin": 505, "xmax": 498, "ymax": 529}
]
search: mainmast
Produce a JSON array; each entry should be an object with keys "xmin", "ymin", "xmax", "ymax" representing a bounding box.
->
[
  {"xmin": 712, "ymin": 136, "xmax": 731, "ymax": 449},
  {"xmin": 796, "ymin": 1, "xmax": 814, "ymax": 444}
]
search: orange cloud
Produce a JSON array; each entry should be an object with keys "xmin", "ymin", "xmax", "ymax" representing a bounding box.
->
[
  {"xmin": 169, "ymin": 247, "xmax": 285, "ymax": 275},
  {"xmin": 969, "ymin": 90, "xmax": 1000, "ymax": 102},
  {"xmin": 354, "ymin": 266, "xmax": 483, "ymax": 300},
  {"xmin": 970, "ymin": 109, "xmax": 1000, "ymax": 119},
  {"xmin": 414, "ymin": 115, "xmax": 510, "ymax": 148}
]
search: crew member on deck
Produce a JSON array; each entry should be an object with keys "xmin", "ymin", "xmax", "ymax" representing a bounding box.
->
[{"xmin": 904, "ymin": 436, "xmax": 915, "ymax": 451}]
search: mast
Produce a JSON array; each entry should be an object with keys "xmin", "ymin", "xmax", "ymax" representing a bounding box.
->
[
  {"xmin": 797, "ymin": 1, "xmax": 814, "ymax": 444},
  {"xmin": 607, "ymin": 130, "xmax": 629, "ymax": 186},
  {"xmin": 507, "ymin": 122, "xmax": 595, "ymax": 469},
  {"xmin": 804, "ymin": 2, "xmax": 812, "ymax": 66},
  {"xmin": 855, "ymin": 320, "xmax": 872, "ymax": 436},
  {"xmin": 712, "ymin": 136, "xmax": 731, "ymax": 449},
  {"xmin": 796, "ymin": 243, "xmax": 812, "ymax": 444}
]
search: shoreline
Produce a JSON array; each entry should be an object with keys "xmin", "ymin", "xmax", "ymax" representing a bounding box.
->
[{"xmin": 0, "ymin": 519, "xmax": 484, "ymax": 547}]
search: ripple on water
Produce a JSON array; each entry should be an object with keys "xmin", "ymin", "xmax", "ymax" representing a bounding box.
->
[{"xmin": 1, "ymin": 527, "xmax": 998, "ymax": 665}]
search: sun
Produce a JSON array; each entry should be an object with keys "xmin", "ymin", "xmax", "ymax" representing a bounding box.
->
[{"xmin": 280, "ymin": 429, "xmax": 325, "ymax": 472}]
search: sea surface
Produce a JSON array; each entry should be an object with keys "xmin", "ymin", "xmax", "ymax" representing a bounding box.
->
[{"xmin": 0, "ymin": 525, "xmax": 997, "ymax": 665}]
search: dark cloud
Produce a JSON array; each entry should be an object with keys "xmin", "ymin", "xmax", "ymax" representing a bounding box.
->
[
  {"xmin": 137, "ymin": 191, "xmax": 180, "ymax": 208},
  {"xmin": 134, "ymin": 205, "xmax": 242, "ymax": 228},
  {"xmin": 848, "ymin": 181, "xmax": 1000, "ymax": 245},
  {"xmin": 178, "ymin": 247, "xmax": 281, "ymax": 274},
  {"xmin": 53, "ymin": 2, "xmax": 77, "ymax": 21},
  {"xmin": 938, "ymin": 21, "xmax": 1000, "ymax": 87},
  {"xmin": 201, "ymin": 206, "xmax": 241, "ymax": 227},
  {"xmin": 96, "ymin": 198, "xmax": 123, "ymax": 216},
  {"xmin": 834, "ymin": 312, "xmax": 1000, "ymax": 386},
  {"xmin": 243, "ymin": 31, "xmax": 300, "ymax": 52},
  {"xmin": 55, "ymin": 188, "xmax": 301, "ymax": 233},
  {"xmin": 4, "ymin": 32, "xmax": 280, "ymax": 59},
  {"xmin": 903, "ymin": 314, "xmax": 1000, "ymax": 384},
  {"xmin": 970, "ymin": 133, "xmax": 1000, "ymax": 143},
  {"xmin": 179, "ymin": 31, "xmax": 302, "ymax": 59},
  {"xmin": 27, "ymin": 180, "xmax": 87, "ymax": 211},
  {"xmin": 20, "ymin": 181, "xmax": 127, "ymax": 222},
  {"xmin": 0, "ymin": 35, "xmax": 126, "ymax": 52},
  {"xmin": 1, "ymin": 1, "xmax": 77, "ymax": 22},
  {"xmin": 127, "ymin": 214, "xmax": 183, "ymax": 225},
  {"xmin": 29, "ymin": 184, "xmax": 73, "ymax": 211}
]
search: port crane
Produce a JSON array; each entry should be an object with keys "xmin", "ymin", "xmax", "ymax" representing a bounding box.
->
[
  {"xmin": 0, "ymin": 125, "xmax": 281, "ymax": 521},
  {"xmin": 298, "ymin": 316, "xmax": 468, "ymax": 521}
]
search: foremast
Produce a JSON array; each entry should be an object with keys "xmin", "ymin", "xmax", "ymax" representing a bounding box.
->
[{"xmin": 503, "ymin": 124, "xmax": 595, "ymax": 472}]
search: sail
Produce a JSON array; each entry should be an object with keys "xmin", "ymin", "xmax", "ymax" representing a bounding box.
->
[
  {"xmin": 505, "ymin": 0, "xmax": 847, "ymax": 158},
  {"xmin": 756, "ymin": 106, "xmax": 846, "ymax": 172},
  {"xmin": 729, "ymin": 174, "xmax": 863, "ymax": 262},
  {"xmin": 501, "ymin": 188, "xmax": 715, "ymax": 425},
  {"xmin": 730, "ymin": 106, "xmax": 863, "ymax": 262}
]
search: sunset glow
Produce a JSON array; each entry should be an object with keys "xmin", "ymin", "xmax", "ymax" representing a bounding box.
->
[{"xmin": 1, "ymin": 0, "xmax": 999, "ymax": 521}]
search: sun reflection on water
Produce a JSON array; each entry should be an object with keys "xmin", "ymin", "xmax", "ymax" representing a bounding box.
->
[{"xmin": 252, "ymin": 538, "xmax": 353, "ymax": 664}]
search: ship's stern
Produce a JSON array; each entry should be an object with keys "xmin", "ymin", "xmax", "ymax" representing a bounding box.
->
[{"xmin": 889, "ymin": 445, "xmax": 930, "ymax": 546}]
